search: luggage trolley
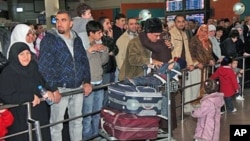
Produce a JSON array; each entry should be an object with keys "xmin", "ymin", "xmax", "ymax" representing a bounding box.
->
[{"xmin": 99, "ymin": 73, "xmax": 178, "ymax": 141}]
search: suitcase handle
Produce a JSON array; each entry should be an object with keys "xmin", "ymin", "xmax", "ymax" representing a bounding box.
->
[
  {"xmin": 117, "ymin": 83, "xmax": 157, "ymax": 93},
  {"xmin": 136, "ymin": 86, "xmax": 157, "ymax": 93},
  {"xmin": 141, "ymin": 104, "xmax": 154, "ymax": 110}
]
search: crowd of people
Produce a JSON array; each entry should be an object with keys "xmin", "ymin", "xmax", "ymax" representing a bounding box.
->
[{"xmin": 0, "ymin": 2, "xmax": 250, "ymax": 141}]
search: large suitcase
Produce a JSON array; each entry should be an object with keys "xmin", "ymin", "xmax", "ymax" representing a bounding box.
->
[
  {"xmin": 107, "ymin": 83, "xmax": 162, "ymax": 116},
  {"xmin": 100, "ymin": 107, "xmax": 160, "ymax": 140}
]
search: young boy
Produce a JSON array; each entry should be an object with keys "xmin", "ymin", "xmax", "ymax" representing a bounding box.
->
[
  {"xmin": 231, "ymin": 59, "xmax": 244, "ymax": 101},
  {"xmin": 81, "ymin": 20, "xmax": 109, "ymax": 140},
  {"xmin": 72, "ymin": 3, "xmax": 93, "ymax": 33},
  {"xmin": 122, "ymin": 57, "xmax": 186, "ymax": 86},
  {"xmin": 210, "ymin": 57, "xmax": 239, "ymax": 112}
]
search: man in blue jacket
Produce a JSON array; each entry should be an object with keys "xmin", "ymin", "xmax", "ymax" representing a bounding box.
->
[{"xmin": 38, "ymin": 10, "xmax": 92, "ymax": 141}]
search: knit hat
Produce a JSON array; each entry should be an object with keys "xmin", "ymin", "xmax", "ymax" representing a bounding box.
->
[
  {"xmin": 208, "ymin": 24, "xmax": 216, "ymax": 31},
  {"xmin": 221, "ymin": 57, "xmax": 232, "ymax": 66},
  {"xmin": 144, "ymin": 18, "xmax": 163, "ymax": 33},
  {"xmin": 174, "ymin": 57, "xmax": 187, "ymax": 69}
]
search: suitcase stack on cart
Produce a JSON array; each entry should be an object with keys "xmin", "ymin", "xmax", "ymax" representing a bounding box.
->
[{"xmin": 99, "ymin": 76, "xmax": 177, "ymax": 141}]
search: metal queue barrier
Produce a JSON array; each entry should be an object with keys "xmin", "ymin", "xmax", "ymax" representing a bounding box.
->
[
  {"xmin": 0, "ymin": 55, "xmax": 249, "ymax": 140},
  {"xmin": 178, "ymin": 55, "xmax": 250, "ymax": 121},
  {"xmin": 0, "ymin": 84, "xmax": 108, "ymax": 141}
]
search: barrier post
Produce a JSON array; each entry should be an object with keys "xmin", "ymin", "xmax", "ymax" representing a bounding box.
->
[
  {"xmin": 27, "ymin": 103, "xmax": 33, "ymax": 141},
  {"xmin": 181, "ymin": 70, "xmax": 186, "ymax": 122},
  {"xmin": 242, "ymin": 57, "xmax": 245, "ymax": 96}
]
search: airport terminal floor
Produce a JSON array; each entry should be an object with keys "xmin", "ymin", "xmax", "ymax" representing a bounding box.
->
[{"xmin": 173, "ymin": 88, "xmax": 250, "ymax": 141}]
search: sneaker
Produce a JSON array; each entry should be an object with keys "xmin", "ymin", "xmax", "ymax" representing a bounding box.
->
[
  {"xmin": 172, "ymin": 74, "xmax": 179, "ymax": 82},
  {"xmin": 236, "ymin": 95, "xmax": 245, "ymax": 101},
  {"xmin": 231, "ymin": 108, "xmax": 237, "ymax": 112},
  {"xmin": 220, "ymin": 111, "xmax": 225, "ymax": 114},
  {"xmin": 171, "ymin": 69, "xmax": 182, "ymax": 76}
]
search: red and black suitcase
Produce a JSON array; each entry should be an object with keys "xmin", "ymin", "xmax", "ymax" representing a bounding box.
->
[{"xmin": 100, "ymin": 107, "xmax": 160, "ymax": 140}]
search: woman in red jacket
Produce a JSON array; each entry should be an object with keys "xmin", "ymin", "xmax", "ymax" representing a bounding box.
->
[
  {"xmin": 0, "ymin": 109, "xmax": 14, "ymax": 140},
  {"xmin": 210, "ymin": 57, "xmax": 239, "ymax": 113}
]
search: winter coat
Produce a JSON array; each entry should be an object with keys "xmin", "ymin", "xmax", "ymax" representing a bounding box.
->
[
  {"xmin": 191, "ymin": 92, "xmax": 224, "ymax": 141},
  {"xmin": 169, "ymin": 26, "xmax": 193, "ymax": 66},
  {"xmin": 112, "ymin": 24, "xmax": 126, "ymax": 43},
  {"xmin": 220, "ymin": 38, "xmax": 237, "ymax": 58},
  {"xmin": 38, "ymin": 29, "xmax": 91, "ymax": 90},
  {"xmin": 189, "ymin": 36, "xmax": 214, "ymax": 66},
  {"xmin": 116, "ymin": 31, "xmax": 133, "ymax": 70},
  {"xmin": 0, "ymin": 42, "xmax": 51, "ymax": 141},
  {"xmin": 102, "ymin": 35, "xmax": 119, "ymax": 73},
  {"xmin": 0, "ymin": 109, "xmax": 14, "ymax": 139},
  {"xmin": 210, "ymin": 66, "xmax": 239, "ymax": 97},
  {"xmin": 139, "ymin": 32, "xmax": 172, "ymax": 63},
  {"xmin": 119, "ymin": 35, "xmax": 151, "ymax": 80},
  {"xmin": 0, "ymin": 27, "xmax": 11, "ymax": 56}
]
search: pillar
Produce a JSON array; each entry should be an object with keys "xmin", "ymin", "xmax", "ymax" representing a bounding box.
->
[{"xmin": 44, "ymin": 0, "xmax": 59, "ymax": 29}]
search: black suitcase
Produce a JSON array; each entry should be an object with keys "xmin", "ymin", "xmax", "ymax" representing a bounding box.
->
[{"xmin": 107, "ymin": 83, "xmax": 162, "ymax": 116}]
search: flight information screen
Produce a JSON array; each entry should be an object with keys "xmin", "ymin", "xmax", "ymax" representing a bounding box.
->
[
  {"xmin": 186, "ymin": 13, "xmax": 205, "ymax": 25},
  {"xmin": 166, "ymin": 0, "xmax": 183, "ymax": 11},
  {"xmin": 186, "ymin": 0, "xmax": 204, "ymax": 10}
]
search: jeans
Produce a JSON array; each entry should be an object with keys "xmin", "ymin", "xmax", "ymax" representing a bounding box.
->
[
  {"xmin": 82, "ymin": 89, "xmax": 104, "ymax": 140},
  {"xmin": 224, "ymin": 96, "xmax": 234, "ymax": 112},
  {"xmin": 122, "ymin": 63, "xmax": 181, "ymax": 86},
  {"xmin": 102, "ymin": 72, "xmax": 115, "ymax": 106},
  {"xmin": 50, "ymin": 87, "xmax": 83, "ymax": 141},
  {"xmin": 161, "ymin": 94, "xmax": 168, "ymax": 117},
  {"xmin": 156, "ymin": 62, "xmax": 180, "ymax": 78}
]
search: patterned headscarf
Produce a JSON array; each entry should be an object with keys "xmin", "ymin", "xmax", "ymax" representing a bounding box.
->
[{"xmin": 196, "ymin": 24, "xmax": 209, "ymax": 49}]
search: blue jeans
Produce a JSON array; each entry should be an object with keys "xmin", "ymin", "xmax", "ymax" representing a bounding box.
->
[
  {"xmin": 224, "ymin": 96, "xmax": 234, "ymax": 112},
  {"xmin": 123, "ymin": 62, "xmax": 181, "ymax": 86},
  {"xmin": 50, "ymin": 87, "xmax": 83, "ymax": 141},
  {"xmin": 102, "ymin": 72, "xmax": 115, "ymax": 106},
  {"xmin": 161, "ymin": 94, "xmax": 168, "ymax": 117},
  {"xmin": 82, "ymin": 89, "xmax": 104, "ymax": 140}
]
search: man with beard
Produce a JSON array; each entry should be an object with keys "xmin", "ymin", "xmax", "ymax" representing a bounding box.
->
[
  {"xmin": 119, "ymin": 18, "xmax": 165, "ymax": 80},
  {"xmin": 38, "ymin": 10, "xmax": 92, "ymax": 141}
]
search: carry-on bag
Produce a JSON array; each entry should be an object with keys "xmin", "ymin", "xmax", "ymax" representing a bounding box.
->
[
  {"xmin": 107, "ymin": 83, "xmax": 162, "ymax": 116},
  {"xmin": 100, "ymin": 107, "xmax": 160, "ymax": 140}
]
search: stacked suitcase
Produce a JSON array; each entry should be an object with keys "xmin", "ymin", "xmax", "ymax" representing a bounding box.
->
[{"xmin": 99, "ymin": 83, "xmax": 163, "ymax": 140}]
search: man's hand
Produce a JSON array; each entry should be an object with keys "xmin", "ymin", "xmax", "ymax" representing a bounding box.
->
[
  {"xmin": 152, "ymin": 59, "xmax": 163, "ymax": 69},
  {"xmin": 209, "ymin": 60, "xmax": 215, "ymax": 66},
  {"xmin": 52, "ymin": 90, "xmax": 62, "ymax": 104},
  {"xmin": 187, "ymin": 65, "xmax": 195, "ymax": 71},
  {"xmin": 32, "ymin": 95, "xmax": 41, "ymax": 107},
  {"xmin": 83, "ymin": 83, "xmax": 92, "ymax": 96},
  {"xmin": 196, "ymin": 63, "xmax": 204, "ymax": 69}
]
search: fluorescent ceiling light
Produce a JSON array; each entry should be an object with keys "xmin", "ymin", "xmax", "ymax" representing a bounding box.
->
[{"xmin": 16, "ymin": 7, "xmax": 23, "ymax": 12}]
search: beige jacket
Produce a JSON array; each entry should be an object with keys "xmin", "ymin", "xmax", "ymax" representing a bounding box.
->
[
  {"xmin": 169, "ymin": 26, "xmax": 193, "ymax": 66},
  {"xmin": 116, "ymin": 31, "xmax": 132, "ymax": 70}
]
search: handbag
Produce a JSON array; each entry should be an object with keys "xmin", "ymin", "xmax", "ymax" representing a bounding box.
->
[{"xmin": 0, "ymin": 52, "xmax": 8, "ymax": 72}]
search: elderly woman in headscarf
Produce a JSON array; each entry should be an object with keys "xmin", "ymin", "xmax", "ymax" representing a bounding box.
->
[
  {"xmin": 0, "ymin": 42, "xmax": 56, "ymax": 141},
  {"xmin": 185, "ymin": 24, "xmax": 215, "ymax": 107},
  {"xmin": 6, "ymin": 24, "xmax": 37, "ymax": 60}
]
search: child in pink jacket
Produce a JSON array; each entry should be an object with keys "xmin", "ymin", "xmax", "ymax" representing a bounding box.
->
[{"xmin": 191, "ymin": 79, "xmax": 224, "ymax": 141}]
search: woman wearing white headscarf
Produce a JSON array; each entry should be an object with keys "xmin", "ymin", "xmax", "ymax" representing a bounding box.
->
[{"xmin": 7, "ymin": 24, "xmax": 37, "ymax": 59}]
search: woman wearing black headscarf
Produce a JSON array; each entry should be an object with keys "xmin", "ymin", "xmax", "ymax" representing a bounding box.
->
[{"xmin": 0, "ymin": 42, "xmax": 53, "ymax": 141}]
